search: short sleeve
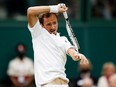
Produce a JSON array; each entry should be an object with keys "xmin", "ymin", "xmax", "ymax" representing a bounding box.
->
[
  {"xmin": 62, "ymin": 37, "xmax": 74, "ymax": 55},
  {"xmin": 28, "ymin": 20, "xmax": 43, "ymax": 39}
]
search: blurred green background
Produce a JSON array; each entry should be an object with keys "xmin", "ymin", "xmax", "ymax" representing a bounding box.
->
[{"xmin": 0, "ymin": 0, "xmax": 116, "ymax": 85}]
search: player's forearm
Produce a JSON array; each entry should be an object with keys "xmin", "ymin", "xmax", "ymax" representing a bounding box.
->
[
  {"xmin": 27, "ymin": 5, "xmax": 59, "ymax": 28},
  {"xmin": 27, "ymin": 4, "xmax": 68, "ymax": 28},
  {"xmin": 67, "ymin": 48, "xmax": 80, "ymax": 61},
  {"xmin": 68, "ymin": 48, "xmax": 89, "ymax": 64},
  {"xmin": 27, "ymin": 6, "xmax": 50, "ymax": 28},
  {"xmin": 27, "ymin": 6, "xmax": 50, "ymax": 16}
]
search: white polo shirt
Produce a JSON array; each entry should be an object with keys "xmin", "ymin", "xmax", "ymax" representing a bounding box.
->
[{"xmin": 28, "ymin": 20, "xmax": 73, "ymax": 86}]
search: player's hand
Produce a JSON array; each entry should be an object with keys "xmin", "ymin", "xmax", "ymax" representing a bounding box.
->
[
  {"xmin": 58, "ymin": 3, "xmax": 68, "ymax": 13},
  {"xmin": 74, "ymin": 53, "xmax": 89, "ymax": 64}
]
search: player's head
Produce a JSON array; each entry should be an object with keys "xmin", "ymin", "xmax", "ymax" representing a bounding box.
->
[{"xmin": 39, "ymin": 13, "xmax": 58, "ymax": 35}]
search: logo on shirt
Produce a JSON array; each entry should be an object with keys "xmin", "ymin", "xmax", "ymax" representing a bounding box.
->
[{"xmin": 65, "ymin": 40, "xmax": 67, "ymax": 43}]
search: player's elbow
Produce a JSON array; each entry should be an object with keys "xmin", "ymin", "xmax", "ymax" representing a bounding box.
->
[{"xmin": 27, "ymin": 7, "xmax": 35, "ymax": 16}]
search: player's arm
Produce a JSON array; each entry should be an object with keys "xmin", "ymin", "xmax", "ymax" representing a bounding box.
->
[
  {"xmin": 27, "ymin": 4, "xmax": 68, "ymax": 28},
  {"xmin": 67, "ymin": 48, "xmax": 89, "ymax": 64},
  {"xmin": 27, "ymin": 6, "xmax": 50, "ymax": 28}
]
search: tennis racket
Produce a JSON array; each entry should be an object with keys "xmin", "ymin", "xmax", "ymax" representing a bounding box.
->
[{"xmin": 63, "ymin": 12, "xmax": 80, "ymax": 52}]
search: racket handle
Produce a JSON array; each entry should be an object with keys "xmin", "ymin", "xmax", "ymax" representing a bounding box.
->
[{"xmin": 63, "ymin": 12, "xmax": 68, "ymax": 19}]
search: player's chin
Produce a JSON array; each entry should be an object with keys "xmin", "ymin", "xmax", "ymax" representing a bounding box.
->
[{"xmin": 51, "ymin": 31, "xmax": 56, "ymax": 35}]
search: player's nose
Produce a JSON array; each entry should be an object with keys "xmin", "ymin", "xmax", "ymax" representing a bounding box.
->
[{"xmin": 51, "ymin": 24, "xmax": 55, "ymax": 29}]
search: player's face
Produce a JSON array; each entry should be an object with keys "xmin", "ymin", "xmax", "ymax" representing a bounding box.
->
[{"xmin": 42, "ymin": 14, "xmax": 58, "ymax": 35}]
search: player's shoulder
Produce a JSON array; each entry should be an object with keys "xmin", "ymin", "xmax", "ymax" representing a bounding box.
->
[{"xmin": 61, "ymin": 36, "xmax": 68, "ymax": 40}]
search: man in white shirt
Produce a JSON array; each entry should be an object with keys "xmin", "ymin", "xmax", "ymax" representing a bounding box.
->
[
  {"xmin": 7, "ymin": 43, "xmax": 34, "ymax": 87},
  {"xmin": 27, "ymin": 3, "xmax": 89, "ymax": 87}
]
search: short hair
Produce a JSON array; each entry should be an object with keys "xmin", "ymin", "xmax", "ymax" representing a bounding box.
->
[{"xmin": 38, "ymin": 13, "xmax": 58, "ymax": 25}]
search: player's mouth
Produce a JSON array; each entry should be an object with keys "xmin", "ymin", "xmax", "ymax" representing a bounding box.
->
[{"xmin": 50, "ymin": 30, "xmax": 56, "ymax": 34}]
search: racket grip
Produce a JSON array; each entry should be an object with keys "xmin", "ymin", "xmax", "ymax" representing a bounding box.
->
[{"xmin": 63, "ymin": 12, "xmax": 68, "ymax": 19}]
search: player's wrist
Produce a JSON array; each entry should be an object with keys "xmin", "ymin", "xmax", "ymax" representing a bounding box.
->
[
  {"xmin": 49, "ymin": 5, "xmax": 59, "ymax": 13},
  {"xmin": 73, "ymin": 52, "xmax": 80, "ymax": 61}
]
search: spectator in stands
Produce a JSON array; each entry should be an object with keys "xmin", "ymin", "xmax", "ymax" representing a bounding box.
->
[
  {"xmin": 109, "ymin": 74, "xmax": 116, "ymax": 87},
  {"xmin": 7, "ymin": 43, "xmax": 34, "ymax": 87},
  {"xmin": 91, "ymin": 0, "xmax": 116, "ymax": 19},
  {"xmin": 97, "ymin": 62, "xmax": 116, "ymax": 87},
  {"xmin": 4, "ymin": 0, "xmax": 35, "ymax": 20},
  {"xmin": 69, "ymin": 60, "xmax": 98, "ymax": 87}
]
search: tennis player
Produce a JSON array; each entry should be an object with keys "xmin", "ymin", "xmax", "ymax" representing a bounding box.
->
[{"xmin": 27, "ymin": 3, "xmax": 89, "ymax": 87}]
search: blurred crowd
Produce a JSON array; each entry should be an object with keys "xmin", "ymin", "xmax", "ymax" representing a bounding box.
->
[
  {"xmin": 0, "ymin": 42, "xmax": 116, "ymax": 87},
  {"xmin": 0, "ymin": 0, "xmax": 35, "ymax": 20},
  {"xmin": 0, "ymin": 0, "xmax": 80, "ymax": 20},
  {"xmin": 0, "ymin": 0, "xmax": 116, "ymax": 20},
  {"xmin": 91, "ymin": 0, "xmax": 116, "ymax": 20},
  {"xmin": 69, "ymin": 61, "xmax": 116, "ymax": 87}
]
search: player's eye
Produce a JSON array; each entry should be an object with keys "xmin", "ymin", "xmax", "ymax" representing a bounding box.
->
[
  {"xmin": 46, "ymin": 23, "xmax": 51, "ymax": 26},
  {"xmin": 53, "ymin": 22, "xmax": 56, "ymax": 25}
]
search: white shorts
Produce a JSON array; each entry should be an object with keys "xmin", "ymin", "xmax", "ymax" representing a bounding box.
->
[{"xmin": 41, "ymin": 84, "xmax": 69, "ymax": 87}]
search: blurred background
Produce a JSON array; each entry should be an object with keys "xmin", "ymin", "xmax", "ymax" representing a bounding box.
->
[{"xmin": 0, "ymin": 0, "xmax": 116, "ymax": 87}]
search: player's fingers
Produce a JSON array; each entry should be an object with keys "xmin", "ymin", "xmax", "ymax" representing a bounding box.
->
[
  {"xmin": 74, "ymin": 54, "xmax": 81, "ymax": 61},
  {"xmin": 80, "ymin": 58, "xmax": 84, "ymax": 64},
  {"xmin": 80, "ymin": 56, "xmax": 89, "ymax": 64},
  {"xmin": 58, "ymin": 3, "xmax": 68, "ymax": 12}
]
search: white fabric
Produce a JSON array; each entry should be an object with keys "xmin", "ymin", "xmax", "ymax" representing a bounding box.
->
[
  {"xmin": 28, "ymin": 20, "xmax": 73, "ymax": 87},
  {"xmin": 49, "ymin": 5, "xmax": 58, "ymax": 13},
  {"xmin": 97, "ymin": 76, "xmax": 109, "ymax": 87},
  {"xmin": 42, "ymin": 84, "xmax": 69, "ymax": 87},
  {"xmin": 7, "ymin": 57, "xmax": 34, "ymax": 76}
]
